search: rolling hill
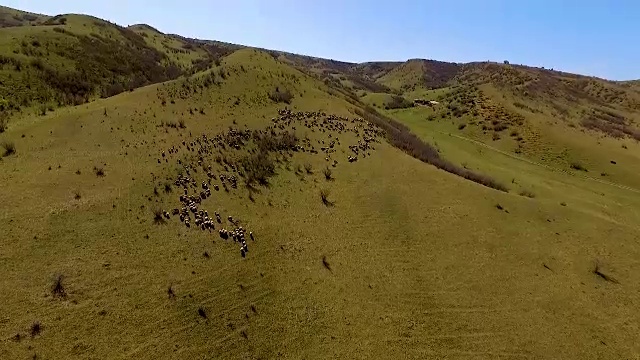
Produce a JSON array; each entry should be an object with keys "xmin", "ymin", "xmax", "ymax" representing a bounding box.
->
[{"xmin": 2, "ymin": 5, "xmax": 640, "ymax": 360}]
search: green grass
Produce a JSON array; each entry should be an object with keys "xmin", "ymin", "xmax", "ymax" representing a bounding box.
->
[{"xmin": 2, "ymin": 6, "xmax": 640, "ymax": 360}]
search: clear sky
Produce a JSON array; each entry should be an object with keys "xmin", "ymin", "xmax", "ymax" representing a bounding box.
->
[{"xmin": 6, "ymin": 0, "xmax": 640, "ymax": 80}]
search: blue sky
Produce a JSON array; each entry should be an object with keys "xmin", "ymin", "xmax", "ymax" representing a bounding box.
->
[{"xmin": 6, "ymin": 0, "xmax": 640, "ymax": 80}]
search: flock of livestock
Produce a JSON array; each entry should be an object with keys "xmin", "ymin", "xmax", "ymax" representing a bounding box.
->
[{"xmin": 156, "ymin": 109, "xmax": 384, "ymax": 258}]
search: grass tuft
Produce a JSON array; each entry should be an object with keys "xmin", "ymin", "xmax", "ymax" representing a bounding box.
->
[
  {"xmin": 518, "ymin": 190, "xmax": 536, "ymax": 198},
  {"xmin": 51, "ymin": 275, "xmax": 66, "ymax": 298},
  {"xmin": 153, "ymin": 208, "xmax": 166, "ymax": 225},
  {"xmin": 323, "ymin": 167, "xmax": 333, "ymax": 181},
  {"xmin": 30, "ymin": 321, "xmax": 42, "ymax": 338},
  {"xmin": 2, "ymin": 141, "xmax": 16, "ymax": 157},
  {"xmin": 320, "ymin": 189, "xmax": 334, "ymax": 206}
]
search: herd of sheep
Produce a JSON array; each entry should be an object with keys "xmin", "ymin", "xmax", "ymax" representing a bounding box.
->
[{"xmin": 155, "ymin": 109, "xmax": 384, "ymax": 258}]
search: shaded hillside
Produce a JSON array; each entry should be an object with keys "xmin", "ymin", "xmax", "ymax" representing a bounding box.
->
[{"xmin": 378, "ymin": 58, "xmax": 461, "ymax": 91}]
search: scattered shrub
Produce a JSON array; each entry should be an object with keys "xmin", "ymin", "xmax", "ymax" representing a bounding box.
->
[
  {"xmin": 30, "ymin": 321, "xmax": 41, "ymax": 338},
  {"xmin": 384, "ymin": 95, "xmax": 414, "ymax": 110},
  {"xmin": 197, "ymin": 307, "xmax": 207, "ymax": 319},
  {"xmin": 1, "ymin": 141, "xmax": 15, "ymax": 156},
  {"xmin": 268, "ymin": 87, "xmax": 294, "ymax": 104},
  {"xmin": 253, "ymin": 131, "xmax": 298, "ymax": 153},
  {"xmin": 51, "ymin": 275, "xmax": 66, "ymax": 298},
  {"xmin": 240, "ymin": 153, "xmax": 276, "ymax": 186},
  {"xmin": 320, "ymin": 189, "xmax": 334, "ymax": 206},
  {"xmin": 304, "ymin": 163, "xmax": 313, "ymax": 174},
  {"xmin": 94, "ymin": 167, "xmax": 105, "ymax": 177},
  {"xmin": 570, "ymin": 162, "xmax": 588, "ymax": 172},
  {"xmin": 519, "ymin": 190, "xmax": 536, "ymax": 198},
  {"xmin": 323, "ymin": 167, "xmax": 333, "ymax": 180},
  {"xmin": 153, "ymin": 208, "xmax": 166, "ymax": 225},
  {"xmin": 458, "ymin": 123, "xmax": 467, "ymax": 130}
]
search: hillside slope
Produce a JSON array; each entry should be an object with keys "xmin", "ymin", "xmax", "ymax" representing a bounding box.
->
[
  {"xmin": 2, "ymin": 5, "xmax": 640, "ymax": 360},
  {"xmin": 0, "ymin": 12, "xmax": 222, "ymax": 132},
  {"xmin": 0, "ymin": 6, "xmax": 49, "ymax": 27}
]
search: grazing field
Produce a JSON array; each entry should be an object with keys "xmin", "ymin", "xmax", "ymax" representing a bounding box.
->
[{"xmin": 2, "ymin": 6, "xmax": 640, "ymax": 360}]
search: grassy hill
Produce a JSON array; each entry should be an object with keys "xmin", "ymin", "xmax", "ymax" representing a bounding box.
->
[
  {"xmin": 0, "ymin": 6, "xmax": 49, "ymax": 28},
  {"xmin": 0, "ymin": 12, "xmax": 224, "ymax": 133},
  {"xmin": 2, "ymin": 5, "xmax": 640, "ymax": 360}
]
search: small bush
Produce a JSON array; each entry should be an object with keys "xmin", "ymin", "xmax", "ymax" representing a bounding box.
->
[
  {"xmin": 164, "ymin": 182, "xmax": 172, "ymax": 193},
  {"xmin": 240, "ymin": 153, "xmax": 276, "ymax": 186},
  {"xmin": 30, "ymin": 321, "xmax": 41, "ymax": 338},
  {"xmin": 320, "ymin": 189, "xmax": 334, "ymax": 206},
  {"xmin": 178, "ymin": 119, "xmax": 186, "ymax": 129},
  {"xmin": 197, "ymin": 307, "xmax": 207, "ymax": 319},
  {"xmin": 51, "ymin": 275, "xmax": 66, "ymax": 298},
  {"xmin": 94, "ymin": 167, "xmax": 105, "ymax": 177},
  {"xmin": 167, "ymin": 285, "xmax": 176, "ymax": 299},
  {"xmin": 268, "ymin": 87, "xmax": 294, "ymax": 104},
  {"xmin": 153, "ymin": 208, "xmax": 166, "ymax": 225},
  {"xmin": 323, "ymin": 167, "xmax": 333, "ymax": 180},
  {"xmin": 1, "ymin": 141, "xmax": 15, "ymax": 156},
  {"xmin": 570, "ymin": 162, "xmax": 588, "ymax": 172},
  {"xmin": 518, "ymin": 190, "xmax": 536, "ymax": 198},
  {"xmin": 304, "ymin": 163, "xmax": 313, "ymax": 174},
  {"xmin": 385, "ymin": 95, "xmax": 414, "ymax": 110},
  {"xmin": 458, "ymin": 123, "xmax": 467, "ymax": 130}
]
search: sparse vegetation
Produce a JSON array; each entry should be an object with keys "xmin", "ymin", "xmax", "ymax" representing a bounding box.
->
[
  {"xmin": 197, "ymin": 307, "xmax": 207, "ymax": 319},
  {"xmin": 570, "ymin": 162, "xmax": 588, "ymax": 172},
  {"xmin": 94, "ymin": 166, "xmax": 106, "ymax": 177},
  {"xmin": 51, "ymin": 275, "xmax": 66, "ymax": 298},
  {"xmin": 304, "ymin": 163, "xmax": 313, "ymax": 174},
  {"xmin": 320, "ymin": 189, "xmax": 333, "ymax": 206},
  {"xmin": 323, "ymin": 167, "xmax": 333, "ymax": 180},
  {"xmin": 1, "ymin": 141, "xmax": 15, "ymax": 156},
  {"xmin": 30, "ymin": 321, "xmax": 41, "ymax": 338},
  {"xmin": 268, "ymin": 87, "xmax": 294, "ymax": 104},
  {"xmin": 240, "ymin": 153, "xmax": 276, "ymax": 186},
  {"xmin": 153, "ymin": 208, "xmax": 166, "ymax": 224},
  {"xmin": 384, "ymin": 95, "xmax": 414, "ymax": 110},
  {"xmin": 519, "ymin": 190, "xmax": 536, "ymax": 198}
]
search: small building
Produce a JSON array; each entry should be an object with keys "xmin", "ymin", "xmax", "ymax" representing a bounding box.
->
[{"xmin": 413, "ymin": 99, "xmax": 439, "ymax": 107}]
